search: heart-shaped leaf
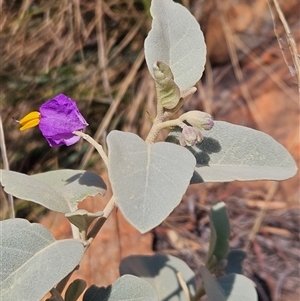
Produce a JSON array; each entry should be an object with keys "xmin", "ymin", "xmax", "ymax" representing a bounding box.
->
[
  {"xmin": 144, "ymin": 0, "xmax": 206, "ymax": 91},
  {"xmin": 167, "ymin": 121, "xmax": 297, "ymax": 182},
  {"xmin": 120, "ymin": 254, "xmax": 196, "ymax": 301},
  {"xmin": 83, "ymin": 275, "xmax": 158, "ymax": 301},
  {"xmin": 0, "ymin": 218, "xmax": 85, "ymax": 301},
  {"xmin": 107, "ymin": 131, "xmax": 196, "ymax": 233}
]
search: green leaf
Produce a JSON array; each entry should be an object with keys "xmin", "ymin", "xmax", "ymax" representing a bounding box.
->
[
  {"xmin": 65, "ymin": 209, "xmax": 104, "ymax": 232},
  {"xmin": 144, "ymin": 0, "xmax": 206, "ymax": 91},
  {"xmin": 206, "ymin": 202, "xmax": 230, "ymax": 269},
  {"xmin": 120, "ymin": 254, "xmax": 196, "ymax": 301},
  {"xmin": 153, "ymin": 61, "xmax": 180, "ymax": 109},
  {"xmin": 200, "ymin": 266, "xmax": 258, "ymax": 301},
  {"xmin": 65, "ymin": 279, "xmax": 87, "ymax": 301},
  {"xmin": 83, "ymin": 275, "xmax": 158, "ymax": 301},
  {"xmin": 167, "ymin": 121, "xmax": 297, "ymax": 182},
  {"xmin": 107, "ymin": 131, "xmax": 196, "ymax": 233},
  {"xmin": 0, "ymin": 219, "xmax": 85, "ymax": 301},
  {"xmin": 0, "ymin": 169, "xmax": 106, "ymax": 213}
]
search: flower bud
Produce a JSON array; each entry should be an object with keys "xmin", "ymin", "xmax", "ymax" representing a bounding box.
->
[
  {"xmin": 179, "ymin": 125, "xmax": 203, "ymax": 147},
  {"xmin": 179, "ymin": 110, "xmax": 214, "ymax": 130}
]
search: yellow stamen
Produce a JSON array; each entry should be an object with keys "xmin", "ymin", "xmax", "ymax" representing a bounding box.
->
[{"xmin": 19, "ymin": 111, "xmax": 41, "ymax": 131}]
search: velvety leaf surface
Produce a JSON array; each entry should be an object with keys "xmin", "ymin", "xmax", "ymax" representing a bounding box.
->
[
  {"xmin": 0, "ymin": 169, "xmax": 106, "ymax": 213},
  {"xmin": 0, "ymin": 169, "xmax": 70, "ymax": 213},
  {"xmin": 0, "ymin": 219, "xmax": 84, "ymax": 301},
  {"xmin": 144, "ymin": 0, "xmax": 206, "ymax": 91},
  {"xmin": 200, "ymin": 266, "xmax": 258, "ymax": 301},
  {"xmin": 32, "ymin": 169, "xmax": 107, "ymax": 211},
  {"xmin": 107, "ymin": 131, "xmax": 196, "ymax": 233},
  {"xmin": 83, "ymin": 275, "xmax": 158, "ymax": 301},
  {"xmin": 120, "ymin": 254, "xmax": 196, "ymax": 301},
  {"xmin": 167, "ymin": 121, "xmax": 297, "ymax": 182}
]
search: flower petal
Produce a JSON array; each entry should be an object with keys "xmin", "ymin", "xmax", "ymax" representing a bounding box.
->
[
  {"xmin": 38, "ymin": 94, "xmax": 88, "ymax": 147},
  {"xmin": 44, "ymin": 133, "xmax": 81, "ymax": 147}
]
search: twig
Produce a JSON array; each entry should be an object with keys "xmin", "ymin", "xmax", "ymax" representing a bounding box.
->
[
  {"xmin": 0, "ymin": 115, "xmax": 15, "ymax": 218},
  {"xmin": 215, "ymin": 0, "xmax": 264, "ymax": 129},
  {"xmin": 95, "ymin": 0, "xmax": 112, "ymax": 95},
  {"xmin": 270, "ymin": 0, "xmax": 300, "ymax": 91},
  {"xmin": 177, "ymin": 272, "xmax": 191, "ymax": 301},
  {"xmin": 233, "ymin": 35, "xmax": 298, "ymax": 103}
]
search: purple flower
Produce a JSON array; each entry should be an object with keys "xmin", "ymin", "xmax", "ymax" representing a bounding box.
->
[{"xmin": 18, "ymin": 94, "xmax": 88, "ymax": 147}]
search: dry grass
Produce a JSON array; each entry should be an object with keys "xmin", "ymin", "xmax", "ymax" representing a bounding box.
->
[{"xmin": 1, "ymin": 0, "xmax": 152, "ymax": 173}]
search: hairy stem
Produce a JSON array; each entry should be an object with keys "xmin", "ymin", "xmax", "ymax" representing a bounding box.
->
[
  {"xmin": 145, "ymin": 118, "xmax": 183, "ymax": 143},
  {"xmin": 145, "ymin": 100, "xmax": 165, "ymax": 143},
  {"xmin": 73, "ymin": 131, "xmax": 108, "ymax": 167}
]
